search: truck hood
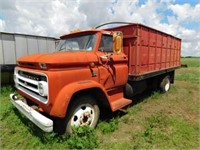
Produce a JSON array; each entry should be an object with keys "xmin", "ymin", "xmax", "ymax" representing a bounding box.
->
[{"xmin": 17, "ymin": 52, "xmax": 98, "ymax": 69}]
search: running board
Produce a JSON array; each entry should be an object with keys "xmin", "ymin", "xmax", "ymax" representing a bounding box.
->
[
  {"xmin": 110, "ymin": 98, "xmax": 132, "ymax": 111},
  {"xmin": 107, "ymin": 87, "xmax": 132, "ymax": 112}
]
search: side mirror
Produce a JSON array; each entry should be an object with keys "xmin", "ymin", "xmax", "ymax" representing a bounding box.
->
[{"xmin": 113, "ymin": 32, "xmax": 123, "ymax": 54}]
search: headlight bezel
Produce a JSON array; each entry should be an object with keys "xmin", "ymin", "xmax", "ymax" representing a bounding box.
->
[{"xmin": 38, "ymin": 81, "xmax": 48, "ymax": 97}]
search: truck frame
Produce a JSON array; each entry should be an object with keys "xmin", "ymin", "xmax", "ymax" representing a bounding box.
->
[{"xmin": 10, "ymin": 22, "xmax": 181, "ymax": 134}]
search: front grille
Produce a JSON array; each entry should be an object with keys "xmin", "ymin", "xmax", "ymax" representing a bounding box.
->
[
  {"xmin": 18, "ymin": 70, "xmax": 47, "ymax": 81},
  {"xmin": 14, "ymin": 68, "xmax": 48, "ymax": 104},
  {"xmin": 18, "ymin": 78, "xmax": 38, "ymax": 89}
]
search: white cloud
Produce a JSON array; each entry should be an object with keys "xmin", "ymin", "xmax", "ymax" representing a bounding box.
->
[
  {"xmin": 0, "ymin": 0, "xmax": 17, "ymax": 10},
  {"xmin": 169, "ymin": 3, "xmax": 200, "ymax": 22},
  {"xmin": 0, "ymin": 0, "xmax": 199, "ymax": 56},
  {"xmin": 78, "ymin": 0, "xmax": 113, "ymax": 27},
  {"xmin": 166, "ymin": 2, "xmax": 200, "ymax": 56},
  {"xmin": 178, "ymin": 27, "xmax": 200, "ymax": 56}
]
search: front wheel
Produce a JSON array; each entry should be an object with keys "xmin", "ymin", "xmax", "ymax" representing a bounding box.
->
[
  {"xmin": 64, "ymin": 95, "xmax": 100, "ymax": 135},
  {"xmin": 160, "ymin": 76, "xmax": 171, "ymax": 93}
]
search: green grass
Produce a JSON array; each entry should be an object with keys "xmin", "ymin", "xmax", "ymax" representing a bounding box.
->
[
  {"xmin": 181, "ymin": 57, "xmax": 200, "ymax": 67},
  {"xmin": 67, "ymin": 126, "xmax": 99, "ymax": 149},
  {"xmin": 176, "ymin": 58, "xmax": 200, "ymax": 83},
  {"xmin": 1, "ymin": 57, "xmax": 199, "ymax": 149},
  {"xmin": 97, "ymin": 117, "xmax": 119, "ymax": 134},
  {"xmin": 0, "ymin": 86, "xmax": 70, "ymax": 149},
  {"xmin": 132, "ymin": 113, "xmax": 199, "ymax": 149},
  {"xmin": 175, "ymin": 68, "xmax": 199, "ymax": 83}
]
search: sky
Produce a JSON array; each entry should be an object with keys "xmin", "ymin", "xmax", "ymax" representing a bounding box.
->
[{"xmin": 0, "ymin": 0, "xmax": 200, "ymax": 56}]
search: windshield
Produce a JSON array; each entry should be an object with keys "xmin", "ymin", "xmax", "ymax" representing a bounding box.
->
[{"xmin": 56, "ymin": 34, "xmax": 97, "ymax": 52}]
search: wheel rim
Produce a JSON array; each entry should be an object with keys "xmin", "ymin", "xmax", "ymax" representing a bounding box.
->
[
  {"xmin": 70, "ymin": 104, "xmax": 95, "ymax": 127},
  {"xmin": 165, "ymin": 80, "xmax": 170, "ymax": 91}
]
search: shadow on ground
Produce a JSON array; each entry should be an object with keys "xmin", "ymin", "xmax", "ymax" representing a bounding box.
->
[
  {"xmin": 99, "ymin": 88, "xmax": 159, "ymax": 121},
  {"xmin": 13, "ymin": 88, "xmax": 158, "ymax": 140},
  {"xmin": 13, "ymin": 109, "xmax": 67, "ymax": 144}
]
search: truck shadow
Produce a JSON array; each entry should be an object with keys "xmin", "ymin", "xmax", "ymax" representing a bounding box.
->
[
  {"xmin": 100, "ymin": 88, "xmax": 159, "ymax": 121},
  {"xmin": 13, "ymin": 109, "xmax": 66, "ymax": 144},
  {"xmin": 12, "ymin": 88, "xmax": 158, "ymax": 141}
]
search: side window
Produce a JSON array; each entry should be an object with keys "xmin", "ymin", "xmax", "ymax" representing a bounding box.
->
[{"xmin": 99, "ymin": 35, "xmax": 113, "ymax": 52}]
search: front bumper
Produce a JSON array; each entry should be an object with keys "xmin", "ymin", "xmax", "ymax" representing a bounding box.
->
[{"xmin": 10, "ymin": 94, "xmax": 53, "ymax": 132}]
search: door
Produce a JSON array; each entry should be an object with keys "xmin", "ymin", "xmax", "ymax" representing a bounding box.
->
[{"xmin": 96, "ymin": 34, "xmax": 128, "ymax": 90}]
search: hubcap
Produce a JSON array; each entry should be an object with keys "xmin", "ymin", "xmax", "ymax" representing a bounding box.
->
[
  {"xmin": 165, "ymin": 81, "xmax": 170, "ymax": 91},
  {"xmin": 71, "ymin": 104, "xmax": 95, "ymax": 127}
]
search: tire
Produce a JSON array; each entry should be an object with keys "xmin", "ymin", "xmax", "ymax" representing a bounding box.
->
[
  {"xmin": 160, "ymin": 76, "xmax": 171, "ymax": 93},
  {"xmin": 64, "ymin": 95, "xmax": 100, "ymax": 135},
  {"xmin": 124, "ymin": 83, "xmax": 134, "ymax": 98}
]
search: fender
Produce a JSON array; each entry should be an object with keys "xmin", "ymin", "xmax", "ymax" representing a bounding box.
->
[{"xmin": 49, "ymin": 80, "xmax": 109, "ymax": 118}]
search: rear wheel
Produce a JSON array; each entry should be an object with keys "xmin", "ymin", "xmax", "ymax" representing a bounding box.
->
[
  {"xmin": 64, "ymin": 95, "xmax": 100, "ymax": 135},
  {"xmin": 160, "ymin": 76, "xmax": 171, "ymax": 93}
]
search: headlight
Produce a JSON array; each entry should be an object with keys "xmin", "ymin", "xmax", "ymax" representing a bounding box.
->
[{"xmin": 38, "ymin": 81, "xmax": 48, "ymax": 97}]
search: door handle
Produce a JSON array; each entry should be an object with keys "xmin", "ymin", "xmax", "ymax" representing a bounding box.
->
[{"xmin": 100, "ymin": 54, "xmax": 113, "ymax": 61}]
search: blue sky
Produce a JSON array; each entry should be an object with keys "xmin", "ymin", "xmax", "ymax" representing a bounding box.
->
[
  {"xmin": 175, "ymin": 0, "xmax": 199, "ymax": 5},
  {"xmin": 0, "ymin": 0, "xmax": 200, "ymax": 56}
]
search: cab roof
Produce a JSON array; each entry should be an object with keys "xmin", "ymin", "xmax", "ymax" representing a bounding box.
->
[{"xmin": 60, "ymin": 29, "xmax": 102, "ymax": 39}]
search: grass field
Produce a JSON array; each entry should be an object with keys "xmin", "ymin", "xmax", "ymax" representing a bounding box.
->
[{"xmin": 0, "ymin": 57, "xmax": 199, "ymax": 149}]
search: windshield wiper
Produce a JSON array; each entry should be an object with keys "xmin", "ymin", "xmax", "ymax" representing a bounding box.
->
[
  {"xmin": 59, "ymin": 47, "xmax": 66, "ymax": 51},
  {"xmin": 59, "ymin": 46, "xmax": 73, "ymax": 51}
]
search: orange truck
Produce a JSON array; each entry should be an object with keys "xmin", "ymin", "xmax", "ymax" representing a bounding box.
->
[{"xmin": 10, "ymin": 22, "xmax": 181, "ymax": 134}]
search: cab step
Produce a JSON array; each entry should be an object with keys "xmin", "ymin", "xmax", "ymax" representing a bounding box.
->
[
  {"xmin": 107, "ymin": 87, "xmax": 132, "ymax": 112},
  {"xmin": 110, "ymin": 98, "xmax": 132, "ymax": 111}
]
